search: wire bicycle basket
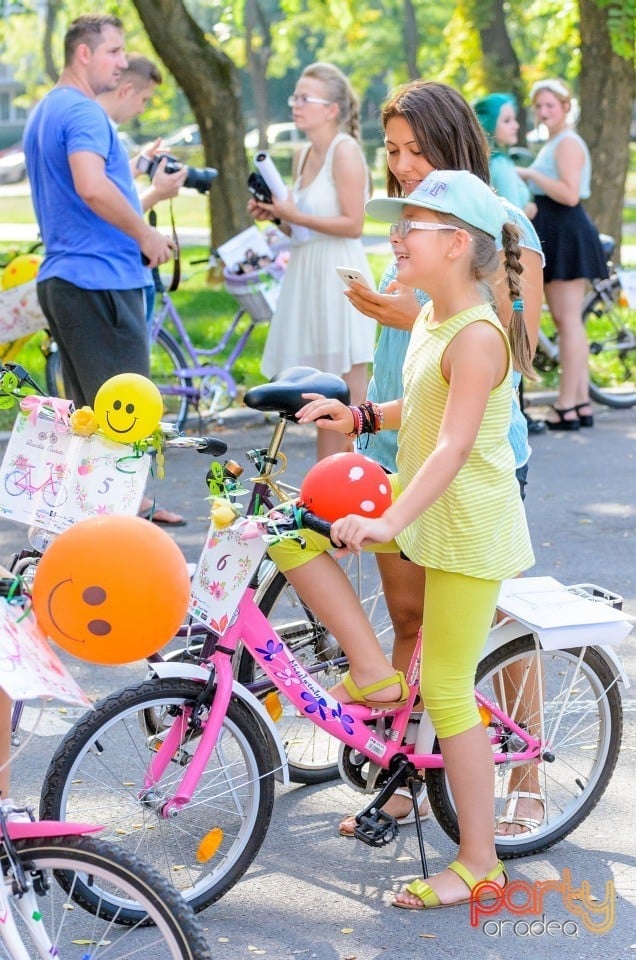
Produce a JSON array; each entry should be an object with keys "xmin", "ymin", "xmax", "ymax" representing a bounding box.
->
[{"xmin": 223, "ymin": 265, "xmax": 284, "ymax": 323}]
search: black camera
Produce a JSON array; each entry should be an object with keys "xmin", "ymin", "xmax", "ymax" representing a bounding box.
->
[
  {"xmin": 137, "ymin": 152, "xmax": 218, "ymax": 195},
  {"xmin": 247, "ymin": 171, "xmax": 273, "ymax": 205}
]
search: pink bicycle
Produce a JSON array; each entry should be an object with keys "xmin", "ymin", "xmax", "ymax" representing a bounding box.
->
[
  {"xmin": 0, "ymin": 802, "xmax": 210, "ymax": 958},
  {"xmin": 38, "ymin": 378, "xmax": 629, "ymax": 917},
  {"xmin": 0, "ymin": 581, "xmax": 212, "ymax": 958}
]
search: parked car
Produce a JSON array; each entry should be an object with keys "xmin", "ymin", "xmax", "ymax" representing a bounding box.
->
[
  {"xmin": 244, "ymin": 122, "xmax": 306, "ymax": 155},
  {"xmin": 0, "ymin": 147, "xmax": 26, "ymax": 185},
  {"xmin": 161, "ymin": 124, "xmax": 203, "ymax": 165}
]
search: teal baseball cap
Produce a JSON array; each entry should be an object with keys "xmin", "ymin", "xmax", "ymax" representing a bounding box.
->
[{"xmin": 366, "ymin": 169, "xmax": 508, "ymax": 239}]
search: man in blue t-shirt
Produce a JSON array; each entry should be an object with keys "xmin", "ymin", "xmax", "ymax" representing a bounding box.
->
[{"xmin": 24, "ymin": 13, "xmax": 175, "ymax": 410}]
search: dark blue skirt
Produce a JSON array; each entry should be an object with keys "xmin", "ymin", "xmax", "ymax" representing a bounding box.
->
[{"xmin": 533, "ymin": 195, "xmax": 609, "ymax": 283}]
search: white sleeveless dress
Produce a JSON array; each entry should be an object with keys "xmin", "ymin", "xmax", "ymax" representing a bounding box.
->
[{"xmin": 260, "ymin": 132, "xmax": 377, "ymax": 378}]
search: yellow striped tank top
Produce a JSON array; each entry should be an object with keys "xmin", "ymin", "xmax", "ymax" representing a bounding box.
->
[{"xmin": 395, "ymin": 302, "xmax": 534, "ymax": 580}]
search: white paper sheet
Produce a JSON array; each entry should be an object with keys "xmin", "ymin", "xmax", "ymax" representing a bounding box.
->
[
  {"xmin": 189, "ymin": 520, "xmax": 266, "ymax": 634},
  {"xmin": 0, "ymin": 408, "xmax": 149, "ymax": 533},
  {"xmin": 497, "ymin": 576, "xmax": 633, "ymax": 650},
  {"xmin": 0, "ymin": 600, "xmax": 90, "ymax": 706},
  {"xmin": 617, "ymin": 269, "xmax": 636, "ymax": 309}
]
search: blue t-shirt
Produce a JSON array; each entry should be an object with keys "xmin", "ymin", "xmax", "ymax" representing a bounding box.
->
[
  {"xmin": 24, "ymin": 86, "xmax": 146, "ymax": 290},
  {"xmin": 359, "ymin": 199, "xmax": 543, "ymax": 472}
]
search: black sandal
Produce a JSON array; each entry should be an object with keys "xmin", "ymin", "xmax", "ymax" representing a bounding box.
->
[
  {"xmin": 574, "ymin": 403, "xmax": 594, "ymax": 428},
  {"xmin": 546, "ymin": 405, "xmax": 581, "ymax": 431}
]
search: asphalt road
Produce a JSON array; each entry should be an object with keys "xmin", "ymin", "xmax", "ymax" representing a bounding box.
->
[{"xmin": 1, "ymin": 400, "xmax": 635, "ymax": 959}]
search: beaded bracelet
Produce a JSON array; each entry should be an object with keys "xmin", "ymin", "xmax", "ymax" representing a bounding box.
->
[{"xmin": 346, "ymin": 402, "xmax": 383, "ymax": 436}]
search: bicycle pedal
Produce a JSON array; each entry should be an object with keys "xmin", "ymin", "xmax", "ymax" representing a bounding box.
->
[{"xmin": 353, "ymin": 809, "xmax": 399, "ymax": 846}]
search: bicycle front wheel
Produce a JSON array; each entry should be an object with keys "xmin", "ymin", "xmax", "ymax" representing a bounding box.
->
[
  {"xmin": 150, "ymin": 329, "xmax": 192, "ymax": 431},
  {"xmin": 584, "ymin": 275, "xmax": 636, "ymax": 408},
  {"xmin": 4, "ymin": 835, "xmax": 211, "ymax": 959},
  {"xmin": 40, "ymin": 677, "xmax": 275, "ymax": 914},
  {"xmin": 426, "ymin": 637, "xmax": 623, "ymax": 857}
]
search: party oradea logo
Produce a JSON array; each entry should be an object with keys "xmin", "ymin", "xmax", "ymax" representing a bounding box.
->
[{"xmin": 470, "ymin": 868, "xmax": 615, "ymax": 938}]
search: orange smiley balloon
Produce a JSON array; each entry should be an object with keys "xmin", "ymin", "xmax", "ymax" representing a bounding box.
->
[{"xmin": 31, "ymin": 515, "xmax": 190, "ymax": 664}]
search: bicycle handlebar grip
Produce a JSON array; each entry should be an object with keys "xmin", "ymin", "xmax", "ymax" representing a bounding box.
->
[
  {"xmin": 299, "ymin": 509, "xmax": 333, "ymax": 541},
  {"xmin": 196, "ymin": 437, "xmax": 228, "ymax": 456}
]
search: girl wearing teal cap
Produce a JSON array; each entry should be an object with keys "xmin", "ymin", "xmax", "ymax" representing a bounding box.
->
[
  {"xmin": 473, "ymin": 93, "xmax": 536, "ymax": 218},
  {"xmin": 271, "ymin": 169, "xmax": 535, "ymax": 908}
]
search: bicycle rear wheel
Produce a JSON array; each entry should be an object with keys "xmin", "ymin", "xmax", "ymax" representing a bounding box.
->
[
  {"xmin": 150, "ymin": 328, "xmax": 192, "ymax": 431},
  {"xmin": 426, "ymin": 637, "xmax": 623, "ymax": 857},
  {"xmin": 4, "ymin": 834, "xmax": 210, "ymax": 958},
  {"xmin": 583, "ymin": 275, "xmax": 636, "ymax": 408},
  {"xmin": 40, "ymin": 677, "xmax": 275, "ymax": 914}
]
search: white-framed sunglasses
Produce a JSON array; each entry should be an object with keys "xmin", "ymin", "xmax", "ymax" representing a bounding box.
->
[
  {"xmin": 389, "ymin": 219, "xmax": 457, "ymax": 240},
  {"xmin": 287, "ymin": 94, "xmax": 332, "ymax": 107}
]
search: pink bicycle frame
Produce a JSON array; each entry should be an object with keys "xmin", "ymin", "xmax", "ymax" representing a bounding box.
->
[{"xmin": 145, "ymin": 586, "xmax": 543, "ymax": 816}]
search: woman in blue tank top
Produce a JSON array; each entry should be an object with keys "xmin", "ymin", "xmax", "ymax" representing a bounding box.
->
[{"xmin": 517, "ymin": 78, "xmax": 608, "ymax": 430}]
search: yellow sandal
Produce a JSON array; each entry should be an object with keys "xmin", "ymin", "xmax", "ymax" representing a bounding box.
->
[
  {"xmin": 393, "ymin": 859, "xmax": 507, "ymax": 910},
  {"xmin": 341, "ymin": 670, "xmax": 408, "ymax": 708}
]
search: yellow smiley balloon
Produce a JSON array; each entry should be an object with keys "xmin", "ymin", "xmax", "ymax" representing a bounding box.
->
[
  {"xmin": 94, "ymin": 373, "xmax": 163, "ymax": 443},
  {"xmin": 2, "ymin": 254, "xmax": 42, "ymax": 289}
]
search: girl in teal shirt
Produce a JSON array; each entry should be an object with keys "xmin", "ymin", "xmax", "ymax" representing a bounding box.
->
[{"xmin": 473, "ymin": 92, "xmax": 535, "ymax": 218}]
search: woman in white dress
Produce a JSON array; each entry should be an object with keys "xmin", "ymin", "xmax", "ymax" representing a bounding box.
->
[{"xmin": 248, "ymin": 62, "xmax": 376, "ymax": 460}]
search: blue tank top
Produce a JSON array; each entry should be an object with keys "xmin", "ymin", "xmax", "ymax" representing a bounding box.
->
[{"xmin": 528, "ymin": 130, "xmax": 592, "ymax": 199}]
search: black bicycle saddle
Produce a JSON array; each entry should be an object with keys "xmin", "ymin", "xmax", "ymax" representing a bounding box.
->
[{"xmin": 243, "ymin": 366, "xmax": 350, "ymax": 418}]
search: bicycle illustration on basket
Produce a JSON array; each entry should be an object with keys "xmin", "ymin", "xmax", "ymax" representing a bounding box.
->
[
  {"xmin": 38, "ymin": 372, "xmax": 631, "ymax": 917},
  {"xmin": 3, "ymin": 455, "xmax": 68, "ymax": 508}
]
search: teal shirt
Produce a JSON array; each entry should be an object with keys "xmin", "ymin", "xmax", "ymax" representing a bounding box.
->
[
  {"xmin": 490, "ymin": 154, "xmax": 532, "ymax": 210},
  {"xmin": 359, "ymin": 199, "xmax": 543, "ymax": 472}
]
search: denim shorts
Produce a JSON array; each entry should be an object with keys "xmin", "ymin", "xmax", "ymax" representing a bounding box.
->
[{"xmin": 515, "ymin": 463, "xmax": 529, "ymax": 502}]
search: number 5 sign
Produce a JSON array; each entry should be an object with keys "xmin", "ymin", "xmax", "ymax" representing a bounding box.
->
[
  {"xmin": 189, "ymin": 520, "xmax": 265, "ymax": 634},
  {"xmin": 0, "ymin": 407, "xmax": 150, "ymax": 533}
]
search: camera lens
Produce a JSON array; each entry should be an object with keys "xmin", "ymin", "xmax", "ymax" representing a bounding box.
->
[{"xmin": 184, "ymin": 166, "xmax": 218, "ymax": 194}]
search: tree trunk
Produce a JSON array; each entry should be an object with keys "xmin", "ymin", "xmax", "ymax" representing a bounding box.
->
[
  {"xmin": 43, "ymin": 0, "xmax": 62, "ymax": 83},
  {"xmin": 245, "ymin": 0, "xmax": 272, "ymax": 151},
  {"xmin": 578, "ymin": 0, "xmax": 635, "ymax": 260},
  {"xmin": 471, "ymin": 0, "xmax": 525, "ymax": 142},
  {"xmin": 403, "ymin": 0, "xmax": 419, "ymax": 81},
  {"xmin": 131, "ymin": 0, "xmax": 250, "ymax": 247}
]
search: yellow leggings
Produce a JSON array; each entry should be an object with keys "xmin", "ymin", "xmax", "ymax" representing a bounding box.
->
[{"xmin": 268, "ymin": 534, "xmax": 500, "ymax": 739}]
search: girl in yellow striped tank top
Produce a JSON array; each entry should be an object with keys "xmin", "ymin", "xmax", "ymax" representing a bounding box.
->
[{"xmin": 272, "ymin": 170, "xmax": 535, "ymax": 908}]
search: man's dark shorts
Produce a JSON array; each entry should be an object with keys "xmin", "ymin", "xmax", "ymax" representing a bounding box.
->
[{"xmin": 37, "ymin": 278, "xmax": 148, "ymax": 408}]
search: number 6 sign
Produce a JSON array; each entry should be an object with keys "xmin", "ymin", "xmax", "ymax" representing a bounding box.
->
[{"xmin": 189, "ymin": 520, "xmax": 265, "ymax": 633}]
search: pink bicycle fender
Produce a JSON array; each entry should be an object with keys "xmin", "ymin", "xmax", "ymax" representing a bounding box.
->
[{"xmin": 2, "ymin": 821, "xmax": 103, "ymax": 841}]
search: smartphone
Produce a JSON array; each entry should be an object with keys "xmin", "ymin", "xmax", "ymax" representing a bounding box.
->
[{"xmin": 336, "ymin": 266, "xmax": 373, "ymax": 290}]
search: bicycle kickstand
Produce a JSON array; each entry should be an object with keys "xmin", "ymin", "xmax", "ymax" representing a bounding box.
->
[{"xmin": 352, "ymin": 760, "xmax": 428, "ymax": 877}]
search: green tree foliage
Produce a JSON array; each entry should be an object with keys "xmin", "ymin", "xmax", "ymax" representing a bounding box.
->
[{"xmin": 0, "ymin": 0, "xmax": 187, "ymax": 138}]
